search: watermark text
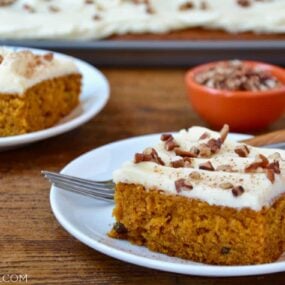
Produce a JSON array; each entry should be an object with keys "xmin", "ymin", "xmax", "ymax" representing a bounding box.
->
[{"xmin": 0, "ymin": 274, "xmax": 28, "ymax": 283}]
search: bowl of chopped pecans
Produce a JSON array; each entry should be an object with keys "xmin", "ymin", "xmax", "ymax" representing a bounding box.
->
[{"xmin": 185, "ymin": 60, "xmax": 285, "ymax": 132}]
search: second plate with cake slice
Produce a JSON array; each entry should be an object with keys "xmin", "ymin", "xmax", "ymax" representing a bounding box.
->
[{"xmin": 0, "ymin": 46, "xmax": 109, "ymax": 151}]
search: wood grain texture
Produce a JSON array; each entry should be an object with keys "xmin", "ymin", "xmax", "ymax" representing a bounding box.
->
[{"xmin": 0, "ymin": 67, "xmax": 285, "ymax": 285}]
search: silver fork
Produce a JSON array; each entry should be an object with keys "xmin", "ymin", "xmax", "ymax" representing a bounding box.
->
[{"xmin": 42, "ymin": 171, "xmax": 115, "ymax": 202}]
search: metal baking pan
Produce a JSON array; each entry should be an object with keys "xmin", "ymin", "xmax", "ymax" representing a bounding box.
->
[{"xmin": 0, "ymin": 39, "xmax": 284, "ymax": 67}]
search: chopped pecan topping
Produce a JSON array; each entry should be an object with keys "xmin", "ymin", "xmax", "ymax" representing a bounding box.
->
[
  {"xmin": 244, "ymin": 154, "xmax": 281, "ymax": 183},
  {"xmin": 165, "ymin": 139, "xmax": 179, "ymax": 151},
  {"xmin": 207, "ymin": 138, "xmax": 222, "ymax": 154},
  {"xmin": 189, "ymin": 171, "xmax": 201, "ymax": 180},
  {"xmin": 171, "ymin": 159, "xmax": 185, "ymax": 168},
  {"xmin": 161, "ymin": 134, "xmax": 179, "ymax": 151},
  {"xmin": 232, "ymin": 185, "xmax": 245, "ymax": 197},
  {"xmin": 234, "ymin": 145, "xmax": 250, "ymax": 157},
  {"xmin": 85, "ymin": 0, "xmax": 94, "ymax": 3},
  {"xmin": 199, "ymin": 161, "xmax": 215, "ymax": 171},
  {"xmin": 216, "ymin": 164, "xmax": 235, "ymax": 172},
  {"xmin": 179, "ymin": 1, "xmax": 194, "ymax": 10},
  {"xmin": 245, "ymin": 154, "xmax": 269, "ymax": 172},
  {"xmin": 171, "ymin": 158, "xmax": 192, "ymax": 168},
  {"xmin": 175, "ymin": 178, "xmax": 193, "ymax": 193},
  {"xmin": 199, "ymin": 132, "xmax": 210, "ymax": 140},
  {"xmin": 113, "ymin": 222, "xmax": 128, "ymax": 234},
  {"xmin": 268, "ymin": 160, "xmax": 281, "ymax": 174},
  {"xmin": 0, "ymin": 55, "xmax": 3, "ymax": 64},
  {"xmin": 266, "ymin": 169, "xmax": 275, "ymax": 184},
  {"xmin": 134, "ymin": 148, "xmax": 164, "ymax": 165},
  {"xmin": 161, "ymin": 133, "xmax": 172, "ymax": 141},
  {"xmin": 220, "ymin": 124, "xmax": 229, "ymax": 143},
  {"xmin": 237, "ymin": 0, "xmax": 251, "ymax": 7},
  {"xmin": 197, "ymin": 125, "xmax": 227, "ymax": 157},
  {"xmin": 220, "ymin": 182, "xmax": 234, "ymax": 189},
  {"xmin": 134, "ymin": 153, "xmax": 149, "ymax": 163},
  {"xmin": 175, "ymin": 147, "xmax": 199, "ymax": 158}
]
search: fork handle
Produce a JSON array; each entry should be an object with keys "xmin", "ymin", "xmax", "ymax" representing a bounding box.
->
[{"xmin": 241, "ymin": 129, "xmax": 285, "ymax": 147}]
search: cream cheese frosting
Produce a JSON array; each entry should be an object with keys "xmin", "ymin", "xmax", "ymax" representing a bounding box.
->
[
  {"xmin": 0, "ymin": 48, "xmax": 78, "ymax": 94},
  {"xmin": 113, "ymin": 126, "xmax": 285, "ymax": 211},
  {"xmin": 0, "ymin": 0, "xmax": 284, "ymax": 40}
]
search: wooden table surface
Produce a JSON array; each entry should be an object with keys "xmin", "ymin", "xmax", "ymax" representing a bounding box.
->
[{"xmin": 1, "ymin": 68, "xmax": 285, "ymax": 285}]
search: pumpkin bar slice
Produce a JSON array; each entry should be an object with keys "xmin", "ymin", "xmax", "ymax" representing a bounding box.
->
[
  {"xmin": 109, "ymin": 125, "xmax": 285, "ymax": 265},
  {"xmin": 0, "ymin": 48, "xmax": 81, "ymax": 136}
]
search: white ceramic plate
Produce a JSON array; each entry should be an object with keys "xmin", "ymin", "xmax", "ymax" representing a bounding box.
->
[
  {"xmin": 50, "ymin": 133, "xmax": 285, "ymax": 277},
  {"xmin": 0, "ymin": 47, "xmax": 109, "ymax": 151}
]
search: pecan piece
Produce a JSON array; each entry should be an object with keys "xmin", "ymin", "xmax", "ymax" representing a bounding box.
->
[
  {"xmin": 165, "ymin": 139, "xmax": 179, "ymax": 151},
  {"xmin": 232, "ymin": 186, "xmax": 245, "ymax": 197},
  {"xmin": 266, "ymin": 169, "xmax": 275, "ymax": 184},
  {"xmin": 220, "ymin": 124, "xmax": 229, "ymax": 143},
  {"xmin": 234, "ymin": 145, "xmax": 250, "ymax": 157},
  {"xmin": 171, "ymin": 159, "xmax": 185, "ymax": 168},
  {"xmin": 166, "ymin": 139, "xmax": 179, "ymax": 151},
  {"xmin": 0, "ymin": 55, "xmax": 3, "ymax": 64},
  {"xmin": 146, "ymin": 148, "xmax": 165, "ymax": 165},
  {"xmin": 207, "ymin": 138, "xmax": 222, "ymax": 154},
  {"xmin": 161, "ymin": 134, "xmax": 179, "ymax": 151},
  {"xmin": 199, "ymin": 161, "xmax": 215, "ymax": 171},
  {"xmin": 175, "ymin": 147, "xmax": 199, "ymax": 158},
  {"xmin": 175, "ymin": 178, "xmax": 193, "ymax": 193},
  {"xmin": 171, "ymin": 157, "xmax": 192, "ymax": 168},
  {"xmin": 199, "ymin": 132, "xmax": 210, "ymax": 140},
  {"xmin": 160, "ymin": 133, "xmax": 172, "ymax": 141},
  {"xmin": 267, "ymin": 160, "xmax": 280, "ymax": 174},
  {"xmin": 134, "ymin": 148, "xmax": 164, "ymax": 165},
  {"xmin": 245, "ymin": 154, "xmax": 269, "ymax": 172}
]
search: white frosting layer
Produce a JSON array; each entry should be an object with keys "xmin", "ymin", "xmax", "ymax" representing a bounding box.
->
[
  {"xmin": 113, "ymin": 127, "xmax": 285, "ymax": 211},
  {"xmin": 0, "ymin": 0, "xmax": 284, "ymax": 39},
  {"xmin": 0, "ymin": 48, "xmax": 78, "ymax": 94}
]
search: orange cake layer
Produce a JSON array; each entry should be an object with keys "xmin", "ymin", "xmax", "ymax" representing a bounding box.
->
[
  {"xmin": 0, "ymin": 74, "xmax": 81, "ymax": 136},
  {"xmin": 109, "ymin": 183, "xmax": 285, "ymax": 265}
]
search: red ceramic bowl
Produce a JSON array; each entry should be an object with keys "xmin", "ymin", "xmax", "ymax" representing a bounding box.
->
[{"xmin": 185, "ymin": 61, "xmax": 285, "ymax": 132}]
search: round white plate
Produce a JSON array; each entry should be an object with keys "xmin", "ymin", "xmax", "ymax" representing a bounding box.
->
[
  {"xmin": 50, "ymin": 133, "xmax": 285, "ymax": 277},
  {"xmin": 0, "ymin": 46, "xmax": 109, "ymax": 151}
]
